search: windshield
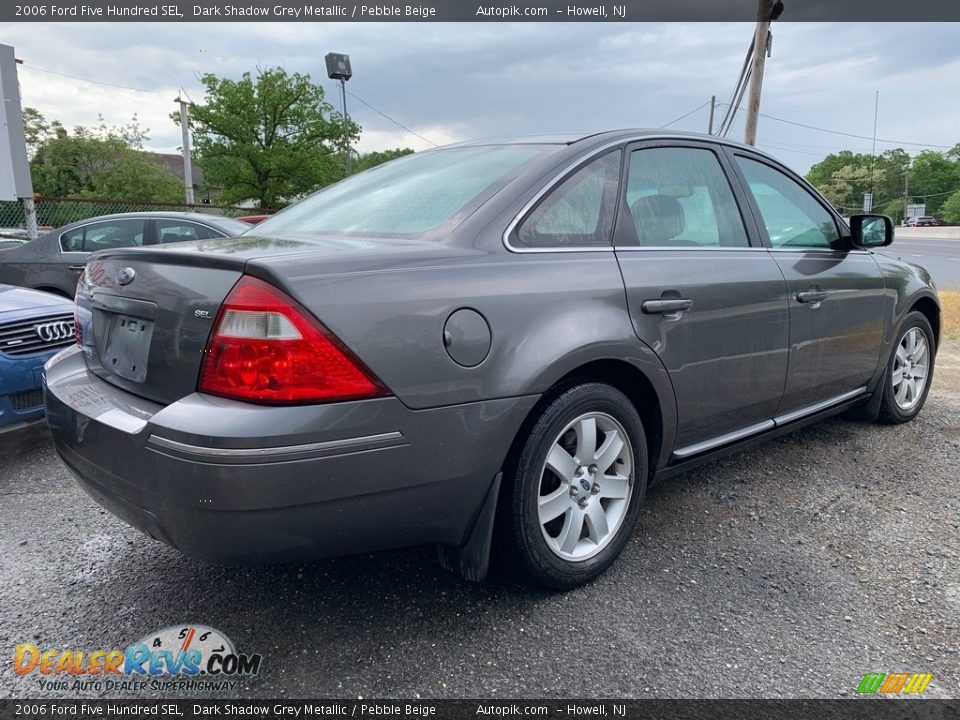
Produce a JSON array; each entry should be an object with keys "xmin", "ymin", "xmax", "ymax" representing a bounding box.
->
[{"xmin": 247, "ymin": 145, "xmax": 557, "ymax": 239}]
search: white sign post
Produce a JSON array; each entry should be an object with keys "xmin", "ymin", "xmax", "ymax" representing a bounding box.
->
[
  {"xmin": 863, "ymin": 192, "xmax": 873, "ymax": 213},
  {"xmin": 0, "ymin": 44, "xmax": 36, "ymax": 239}
]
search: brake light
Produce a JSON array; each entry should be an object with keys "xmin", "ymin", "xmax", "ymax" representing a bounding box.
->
[{"xmin": 198, "ymin": 276, "xmax": 387, "ymax": 404}]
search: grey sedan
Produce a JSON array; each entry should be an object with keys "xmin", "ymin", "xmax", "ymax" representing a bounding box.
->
[
  {"xmin": 0, "ymin": 212, "xmax": 250, "ymax": 298},
  {"xmin": 44, "ymin": 131, "xmax": 940, "ymax": 589}
]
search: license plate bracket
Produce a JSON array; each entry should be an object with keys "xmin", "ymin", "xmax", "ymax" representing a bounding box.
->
[{"xmin": 101, "ymin": 314, "xmax": 155, "ymax": 383}]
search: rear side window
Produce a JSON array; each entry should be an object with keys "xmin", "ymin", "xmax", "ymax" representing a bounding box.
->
[
  {"xmin": 154, "ymin": 220, "xmax": 221, "ymax": 244},
  {"xmin": 60, "ymin": 219, "xmax": 146, "ymax": 252},
  {"xmin": 514, "ymin": 150, "xmax": 622, "ymax": 249},
  {"xmin": 735, "ymin": 156, "xmax": 841, "ymax": 250},
  {"xmin": 622, "ymin": 147, "xmax": 748, "ymax": 248}
]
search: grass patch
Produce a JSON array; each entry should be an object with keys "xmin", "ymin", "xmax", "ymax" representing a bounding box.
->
[{"xmin": 941, "ymin": 289, "xmax": 960, "ymax": 340}]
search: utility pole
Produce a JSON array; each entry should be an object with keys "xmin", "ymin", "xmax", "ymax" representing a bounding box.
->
[
  {"xmin": 340, "ymin": 78, "xmax": 352, "ymax": 176},
  {"xmin": 744, "ymin": 0, "xmax": 783, "ymax": 146},
  {"xmin": 869, "ymin": 90, "xmax": 879, "ymax": 196},
  {"xmin": 708, "ymin": 95, "xmax": 716, "ymax": 135},
  {"xmin": 175, "ymin": 95, "xmax": 195, "ymax": 204}
]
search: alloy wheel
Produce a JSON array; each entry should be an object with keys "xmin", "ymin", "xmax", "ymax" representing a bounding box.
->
[
  {"xmin": 537, "ymin": 412, "xmax": 634, "ymax": 562},
  {"xmin": 892, "ymin": 327, "xmax": 929, "ymax": 411}
]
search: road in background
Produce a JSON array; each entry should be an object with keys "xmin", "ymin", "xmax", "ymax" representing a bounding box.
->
[{"xmin": 880, "ymin": 234, "xmax": 960, "ymax": 288}]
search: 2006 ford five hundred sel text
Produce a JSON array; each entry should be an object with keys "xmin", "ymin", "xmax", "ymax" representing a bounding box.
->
[{"xmin": 44, "ymin": 130, "xmax": 940, "ymax": 589}]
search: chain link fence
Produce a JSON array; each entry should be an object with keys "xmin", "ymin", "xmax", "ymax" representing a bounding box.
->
[{"xmin": 0, "ymin": 196, "xmax": 273, "ymax": 237}]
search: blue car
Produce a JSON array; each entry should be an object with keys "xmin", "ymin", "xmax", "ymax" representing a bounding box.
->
[{"xmin": 0, "ymin": 284, "xmax": 75, "ymax": 432}]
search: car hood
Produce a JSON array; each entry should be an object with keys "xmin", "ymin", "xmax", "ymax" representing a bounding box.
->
[{"xmin": 0, "ymin": 284, "xmax": 74, "ymax": 317}]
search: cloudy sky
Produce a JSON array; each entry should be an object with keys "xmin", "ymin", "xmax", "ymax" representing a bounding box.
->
[{"xmin": 3, "ymin": 22, "xmax": 958, "ymax": 175}]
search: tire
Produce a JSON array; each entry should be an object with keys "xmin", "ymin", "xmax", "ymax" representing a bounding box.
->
[
  {"xmin": 506, "ymin": 382, "xmax": 647, "ymax": 590},
  {"xmin": 878, "ymin": 311, "xmax": 936, "ymax": 424}
]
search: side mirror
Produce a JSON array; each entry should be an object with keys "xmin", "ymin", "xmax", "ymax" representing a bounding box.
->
[{"xmin": 849, "ymin": 214, "xmax": 894, "ymax": 248}]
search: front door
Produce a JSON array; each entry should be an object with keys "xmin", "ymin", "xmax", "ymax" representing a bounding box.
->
[
  {"xmin": 729, "ymin": 153, "xmax": 886, "ymax": 415},
  {"xmin": 614, "ymin": 142, "xmax": 790, "ymax": 456}
]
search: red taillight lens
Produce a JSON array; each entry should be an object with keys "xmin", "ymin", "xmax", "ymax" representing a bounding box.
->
[{"xmin": 198, "ymin": 276, "xmax": 386, "ymax": 404}]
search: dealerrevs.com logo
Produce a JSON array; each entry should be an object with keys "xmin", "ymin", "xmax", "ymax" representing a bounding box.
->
[{"xmin": 14, "ymin": 625, "xmax": 262, "ymax": 693}]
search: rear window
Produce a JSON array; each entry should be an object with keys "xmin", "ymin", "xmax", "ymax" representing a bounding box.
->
[{"xmin": 248, "ymin": 145, "xmax": 556, "ymax": 239}]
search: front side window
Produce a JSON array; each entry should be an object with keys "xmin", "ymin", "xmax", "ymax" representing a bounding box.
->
[
  {"xmin": 60, "ymin": 219, "xmax": 146, "ymax": 253},
  {"xmin": 735, "ymin": 156, "xmax": 841, "ymax": 250},
  {"xmin": 514, "ymin": 150, "xmax": 622, "ymax": 249},
  {"xmin": 623, "ymin": 147, "xmax": 749, "ymax": 248}
]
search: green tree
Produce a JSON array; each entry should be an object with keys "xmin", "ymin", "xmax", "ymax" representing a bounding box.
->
[
  {"xmin": 22, "ymin": 107, "xmax": 65, "ymax": 158},
  {"xmin": 908, "ymin": 150, "xmax": 960, "ymax": 217},
  {"xmin": 806, "ymin": 151, "xmax": 871, "ymax": 192},
  {"xmin": 29, "ymin": 114, "xmax": 183, "ymax": 202},
  {"xmin": 355, "ymin": 147, "xmax": 415, "ymax": 173},
  {"xmin": 179, "ymin": 67, "xmax": 353, "ymax": 207},
  {"xmin": 942, "ymin": 189, "xmax": 960, "ymax": 225}
]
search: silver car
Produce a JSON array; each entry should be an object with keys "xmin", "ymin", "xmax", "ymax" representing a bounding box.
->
[
  {"xmin": 0, "ymin": 212, "xmax": 250, "ymax": 298},
  {"xmin": 44, "ymin": 131, "xmax": 940, "ymax": 589}
]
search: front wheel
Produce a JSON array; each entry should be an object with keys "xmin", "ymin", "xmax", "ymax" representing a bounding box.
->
[
  {"xmin": 878, "ymin": 311, "xmax": 936, "ymax": 424},
  {"xmin": 506, "ymin": 383, "xmax": 647, "ymax": 590}
]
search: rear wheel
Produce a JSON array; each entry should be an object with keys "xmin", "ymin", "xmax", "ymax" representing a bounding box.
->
[
  {"xmin": 506, "ymin": 383, "xmax": 647, "ymax": 590},
  {"xmin": 878, "ymin": 311, "xmax": 936, "ymax": 424}
]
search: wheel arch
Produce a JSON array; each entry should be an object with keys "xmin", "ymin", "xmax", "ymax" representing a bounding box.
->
[
  {"xmin": 499, "ymin": 355, "xmax": 675, "ymax": 492},
  {"xmin": 909, "ymin": 294, "xmax": 941, "ymax": 348}
]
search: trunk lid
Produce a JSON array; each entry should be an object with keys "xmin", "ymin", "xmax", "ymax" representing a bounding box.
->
[
  {"xmin": 75, "ymin": 237, "xmax": 331, "ymax": 405},
  {"xmin": 75, "ymin": 235, "xmax": 434, "ymax": 406}
]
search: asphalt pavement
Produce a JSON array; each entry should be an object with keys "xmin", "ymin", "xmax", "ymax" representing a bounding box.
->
[
  {"xmin": 1, "ymin": 344, "xmax": 958, "ymax": 700},
  {"xmin": 880, "ymin": 234, "xmax": 960, "ymax": 288}
]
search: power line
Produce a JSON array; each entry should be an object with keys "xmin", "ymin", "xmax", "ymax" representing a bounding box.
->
[
  {"xmin": 716, "ymin": 37, "xmax": 754, "ymax": 138},
  {"xmin": 659, "ymin": 101, "xmax": 711, "ymax": 129},
  {"xmin": 345, "ymin": 90, "xmax": 438, "ymax": 147},
  {"xmin": 717, "ymin": 102, "xmax": 953, "ymax": 149},
  {"xmin": 18, "ymin": 64, "xmax": 167, "ymax": 95}
]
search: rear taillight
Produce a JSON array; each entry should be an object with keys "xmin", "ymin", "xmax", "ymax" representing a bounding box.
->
[{"xmin": 198, "ymin": 276, "xmax": 387, "ymax": 404}]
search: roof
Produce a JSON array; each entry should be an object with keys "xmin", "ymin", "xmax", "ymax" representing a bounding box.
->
[{"xmin": 440, "ymin": 129, "xmax": 783, "ymax": 161}]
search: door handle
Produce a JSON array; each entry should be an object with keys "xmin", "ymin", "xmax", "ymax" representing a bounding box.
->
[
  {"xmin": 68, "ymin": 265, "xmax": 86, "ymax": 271},
  {"xmin": 641, "ymin": 298, "xmax": 693, "ymax": 314},
  {"xmin": 796, "ymin": 290, "xmax": 828, "ymax": 304}
]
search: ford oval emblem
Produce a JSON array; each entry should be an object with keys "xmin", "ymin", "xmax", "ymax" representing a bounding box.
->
[{"xmin": 116, "ymin": 267, "xmax": 136, "ymax": 286}]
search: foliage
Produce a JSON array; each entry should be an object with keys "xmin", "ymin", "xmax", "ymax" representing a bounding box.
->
[
  {"xmin": 807, "ymin": 146, "xmax": 959, "ymax": 220},
  {"xmin": 355, "ymin": 148, "xmax": 415, "ymax": 173},
  {"xmin": 179, "ymin": 67, "xmax": 355, "ymax": 207},
  {"xmin": 908, "ymin": 151, "xmax": 960, "ymax": 217},
  {"xmin": 942, "ymin": 189, "xmax": 960, "ymax": 225},
  {"xmin": 28, "ymin": 113, "xmax": 183, "ymax": 203},
  {"xmin": 22, "ymin": 107, "xmax": 65, "ymax": 158}
]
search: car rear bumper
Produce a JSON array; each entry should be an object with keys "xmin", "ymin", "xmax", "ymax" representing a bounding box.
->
[{"xmin": 44, "ymin": 346, "xmax": 537, "ymax": 563}]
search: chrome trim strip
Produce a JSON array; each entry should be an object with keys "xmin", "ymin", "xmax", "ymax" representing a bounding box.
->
[
  {"xmin": 773, "ymin": 387, "xmax": 867, "ymax": 426},
  {"xmin": 148, "ymin": 431, "xmax": 404, "ymax": 459},
  {"xmin": 672, "ymin": 420, "xmax": 775, "ymax": 459},
  {"xmin": 671, "ymin": 386, "xmax": 868, "ymax": 460},
  {"xmin": 613, "ymin": 246, "xmax": 766, "ymax": 252}
]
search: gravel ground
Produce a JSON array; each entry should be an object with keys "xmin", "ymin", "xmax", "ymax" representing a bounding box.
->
[{"xmin": 1, "ymin": 342, "xmax": 958, "ymax": 700}]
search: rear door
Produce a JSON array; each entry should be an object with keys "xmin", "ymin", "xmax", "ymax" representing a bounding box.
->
[
  {"xmin": 59, "ymin": 218, "xmax": 148, "ymax": 288},
  {"xmin": 728, "ymin": 152, "xmax": 885, "ymax": 415},
  {"xmin": 614, "ymin": 140, "xmax": 789, "ymax": 457}
]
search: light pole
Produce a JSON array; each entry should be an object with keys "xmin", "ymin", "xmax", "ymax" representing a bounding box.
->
[{"xmin": 325, "ymin": 52, "xmax": 353, "ymax": 176}]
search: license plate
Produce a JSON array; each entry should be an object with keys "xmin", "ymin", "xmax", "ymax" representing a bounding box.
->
[{"xmin": 101, "ymin": 314, "xmax": 155, "ymax": 383}]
